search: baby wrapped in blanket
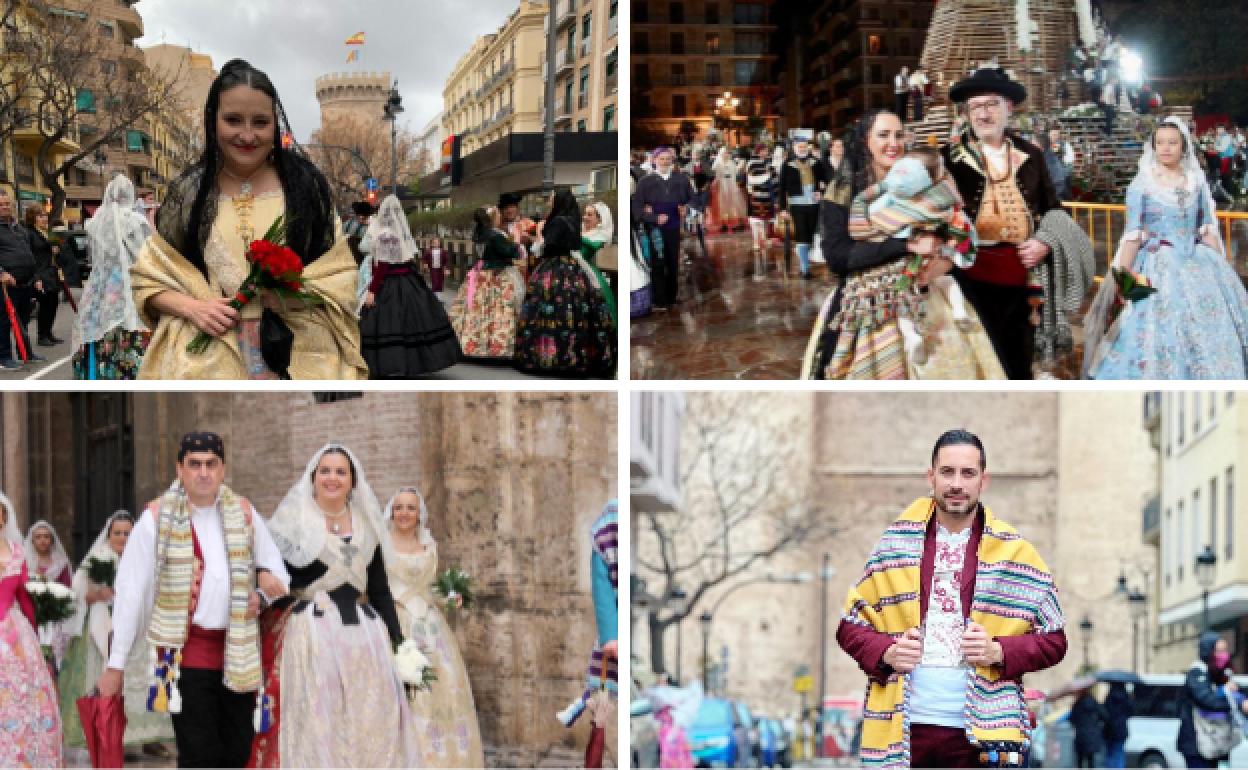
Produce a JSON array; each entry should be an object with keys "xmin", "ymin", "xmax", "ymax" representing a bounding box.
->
[{"xmin": 850, "ymin": 148, "xmax": 979, "ymax": 363}]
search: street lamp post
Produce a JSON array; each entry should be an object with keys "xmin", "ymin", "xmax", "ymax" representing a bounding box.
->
[
  {"xmin": 816, "ymin": 555, "xmax": 834, "ymax": 759},
  {"xmin": 715, "ymin": 90, "xmax": 740, "ymax": 146},
  {"xmin": 1196, "ymin": 545, "xmax": 1218, "ymax": 630},
  {"xmin": 1127, "ymin": 589, "xmax": 1148, "ymax": 673},
  {"xmin": 700, "ymin": 610, "xmax": 713, "ymax": 692},
  {"xmin": 382, "ymin": 82, "xmax": 404, "ymax": 197},
  {"xmin": 1079, "ymin": 615, "xmax": 1094, "ymax": 671},
  {"xmin": 671, "ymin": 586, "xmax": 688, "ymax": 684}
]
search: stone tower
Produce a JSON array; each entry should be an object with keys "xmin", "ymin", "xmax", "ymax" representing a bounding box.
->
[{"xmin": 314, "ymin": 71, "xmax": 392, "ymax": 127}]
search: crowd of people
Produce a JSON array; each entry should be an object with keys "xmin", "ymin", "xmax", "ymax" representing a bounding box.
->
[
  {"xmin": 0, "ymin": 431, "xmax": 618, "ymax": 768},
  {"xmin": 0, "ymin": 58, "xmax": 616, "ymax": 380},
  {"xmin": 632, "ymin": 60, "xmax": 1248, "ymax": 380}
]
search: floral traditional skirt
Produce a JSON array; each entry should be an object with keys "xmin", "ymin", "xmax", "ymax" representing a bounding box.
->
[
  {"xmin": 72, "ymin": 328, "xmax": 151, "ymax": 380},
  {"xmin": 449, "ymin": 265, "xmax": 525, "ymax": 360},
  {"xmin": 514, "ymin": 255, "xmax": 616, "ymax": 378}
]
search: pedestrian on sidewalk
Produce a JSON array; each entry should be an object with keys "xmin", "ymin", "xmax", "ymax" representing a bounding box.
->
[
  {"xmin": 23, "ymin": 205, "xmax": 63, "ymax": 348},
  {"xmin": 837, "ymin": 430, "xmax": 1067, "ymax": 768},
  {"xmin": 0, "ymin": 190, "xmax": 45, "ymax": 369},
  {"xmin": 1177, "ymin": 631, "xmax": 1248, "ymax": 769}
]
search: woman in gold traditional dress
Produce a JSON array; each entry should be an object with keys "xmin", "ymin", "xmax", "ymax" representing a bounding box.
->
[
  {"xmin": 383, "ymin": 488, "xmax": 484, "ymax": 767},
  {"xmin": 130, "ymin": 59, "xmax": 366, "ymax": 380}
]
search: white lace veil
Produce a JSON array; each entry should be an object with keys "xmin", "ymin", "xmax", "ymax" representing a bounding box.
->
[
  {"xmin": 267, "ymin": 443, "xmax": 386, "ymax": 569},
  {"xmin": 67, "ymin": 510, "xmax": 133, "ymax": 638},
  {"xmin": 23, "ymin": 519, "xmax": 70, "ymax": 581},
  {"xmin": 75, "ymin": 174, "xmax": 151, "ymax": 349},
  {"xmin": 584, "ymin": 202, "xmax": 615, "ymax": 244},
  {"xmin": 0, "ymin": 491, "xmax": 21, "ymax": 547},
  {"xmin": 381, "ymin": 487, "xmax": 435, "ymax": 564},
  {"xmin": 362, "ymin": 195, "xmax": 418, "ymax": 265}
]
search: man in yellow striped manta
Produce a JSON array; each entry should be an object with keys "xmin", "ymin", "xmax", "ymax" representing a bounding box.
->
[{"xmin": 837, "ymin": 429, "xmax": 1066, "ymax": 768}]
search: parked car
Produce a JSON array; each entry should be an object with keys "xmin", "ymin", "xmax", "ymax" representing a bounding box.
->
[{"xmin": 690, "ymin": 697, "xmax": 740, "ymax": 768}]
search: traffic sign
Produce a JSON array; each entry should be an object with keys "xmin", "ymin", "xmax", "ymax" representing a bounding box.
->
[
  {"xmin": 793, "ymin": 675, "xmax": 814, "ymax": 694},
  {"xmin": 365, "ymin": 177, "xmax": 379, "ymax": 191}
]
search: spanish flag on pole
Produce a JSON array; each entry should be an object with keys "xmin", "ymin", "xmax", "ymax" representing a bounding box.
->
[
  {"xmin": 346, "ymin": 49, "xmax": 359, "ymax": 63},
  {"xmin": 345, "ymin": 31, "xmax": 365, "ymax": 45}
]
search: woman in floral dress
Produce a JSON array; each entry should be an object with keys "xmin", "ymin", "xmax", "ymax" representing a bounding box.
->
[
  {"xmin": 0, "ymin": 491, "xmax": 62, "ymax": 768},
  {"xmin": 449, "ymin": 206, "xmax": 526, "ymax": 361}
]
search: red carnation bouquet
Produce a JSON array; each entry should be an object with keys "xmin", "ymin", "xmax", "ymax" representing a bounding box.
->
[{"xmin": 186, "ymin": 215, "xmax": 323, "ymax": 354}]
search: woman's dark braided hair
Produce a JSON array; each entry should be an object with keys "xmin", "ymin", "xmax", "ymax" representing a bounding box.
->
[
  {"xmin": 158, "ymin": 58, "xmax": 335, "ymax": 278},
  {"xmin": 843, "ymin": 108, "xmax": 900, "ymax": 196}
]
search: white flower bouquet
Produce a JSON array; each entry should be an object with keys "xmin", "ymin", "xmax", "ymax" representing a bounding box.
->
[
  {"xmin": 26, "ymin": 578, "xmax": 76, "ymax": 628},
  {"xmin": 394, "ymin": 638, "xmax": 437, "ymax": 694}
]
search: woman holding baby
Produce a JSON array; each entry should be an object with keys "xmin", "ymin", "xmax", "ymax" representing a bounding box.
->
[{"xmin": 801, "ymin": 107, "xmax": 1004, "ymax": 380}]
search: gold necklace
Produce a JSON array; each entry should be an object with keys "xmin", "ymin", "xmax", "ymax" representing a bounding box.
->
[{"xmin": 318, "ymin": 501, "xmax": 351, "ymax": 534}]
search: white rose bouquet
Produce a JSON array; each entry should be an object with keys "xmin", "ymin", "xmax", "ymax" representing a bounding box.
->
[
  {"xmin": 394, "ymin": 638, "xmax": 437, "ymax": 695},
  {"xmin": 25, "ymin": 578, "xmax": 76, "ymax": 628}
]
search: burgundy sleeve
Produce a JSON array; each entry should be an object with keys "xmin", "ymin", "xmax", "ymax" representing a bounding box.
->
[
  {"xmin": 996, "ymin": 629, "xmax": 1068, "ymax": 682},
  {"xmin": 836, "ymin": 619, "xmax": 897, "ymax": 685},
  {"xmin": 57, "ymin": 565, "xmax": 72, "ymax": 588},
  {"xmin": 368, "ymin": 262, "xmax": 388, "ymax": 294}
]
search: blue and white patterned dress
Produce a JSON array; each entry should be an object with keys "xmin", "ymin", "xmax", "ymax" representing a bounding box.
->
[{"xmin": 1091, "ymin": 178, "xmax": 1248, "ymax": 379}]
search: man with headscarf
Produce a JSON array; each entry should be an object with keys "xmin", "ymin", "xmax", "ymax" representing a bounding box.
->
[
  {"xmin": 837, "ymin": 430, "xmax": 1066, "ymax": 768},
  {"xmin": 635, "ymin": 147, "xmax": 694, "ymax": 309},
  {"xmin": 944, "ymin": 67, "xmax": 1076, "ymax": 379},
  {"xmin": 777, "ymin": 129, "xmax": 829, "ymax": 280},
  {"xmin": 97, "ymin": 431, "xmax": 290, "ymax": 768}
]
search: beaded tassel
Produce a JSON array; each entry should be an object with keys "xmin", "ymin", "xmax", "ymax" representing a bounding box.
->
[{"xmin": 253, "ymin": 687, "xmax": 274, "ymax": 734}]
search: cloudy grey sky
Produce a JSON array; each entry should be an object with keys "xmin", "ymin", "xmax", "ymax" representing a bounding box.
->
[{"xmin": 137, "ymin": 0, "xmax": 524, "ymax": 140}]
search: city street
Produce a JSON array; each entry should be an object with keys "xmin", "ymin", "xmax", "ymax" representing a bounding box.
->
[
  {"xmin": 631, "ymin": 229, "xmax": 832, "ymax": 379},
  {"xmin": 0, "ymin": 288, "xmax": 549, "ymax": 381}
]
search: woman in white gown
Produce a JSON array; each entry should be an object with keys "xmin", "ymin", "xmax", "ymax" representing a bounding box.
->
[
  {"xmin": 383, "ymin": 488, "xmax": 484, "ymax": 767},
  {"xmin": 58, "ymin": 512, "xmax": 174, "ymax": 756},
  {"xmin": 251, "ymin": 444, "xmax": 421, "ymax": 768}
]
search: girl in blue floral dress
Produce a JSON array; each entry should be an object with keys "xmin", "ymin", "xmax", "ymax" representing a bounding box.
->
[{"xmin": 1085, "ymin": 117, "xmax": 1248, "ymax": 379}]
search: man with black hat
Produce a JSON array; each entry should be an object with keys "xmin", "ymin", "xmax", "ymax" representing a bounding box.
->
[
  {"xmin": 777, "ymin": 129, "xmax": 829, "ymax": 279},
  {"xmin": 944, "ymin": 67, "xmax": 1065, "ymax": 379},
  {"xmin": 98, "ymin": 431, "xmax": 289, "ymax": 767}
]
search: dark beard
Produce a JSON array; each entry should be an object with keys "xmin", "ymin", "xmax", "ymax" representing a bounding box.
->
[{"xmin": 933, "ymin": 494, "xmax": 979, "ymax": 519}]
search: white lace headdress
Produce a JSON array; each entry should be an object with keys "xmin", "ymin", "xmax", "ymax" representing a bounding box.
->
[
  {"xmin": 584, "ymin": 202, "xmax": 615, "ymax": 244},
  {"xmin": 74, "ymin": 174, "xmax": 151, "ymax": 349},
  {"xmin": 362, "ymin": 195, "xmax": 419, "ymax": 265},
  {"xmin": 268, "ymin": 443, "xmax": 385, "ymax": 569},
  {"xmin": 0, "ymin": 491, "xmax": 21, "ymax": 547},
  {"xmin": 1135, "ymin": 116, "xmax": 1222, "ymax": 253},
  {"xmin": 23, "ymin": 519, "xmax": 70, "ymax": 581}
]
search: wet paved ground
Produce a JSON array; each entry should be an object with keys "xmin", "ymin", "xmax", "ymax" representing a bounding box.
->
[
  {"xmin": 630, "ymin": 228, "xmax": 1095, "ymax": 381},
  {"xmin": 631, "ymin": 230, "xmax": 833, "ymax": 379}
]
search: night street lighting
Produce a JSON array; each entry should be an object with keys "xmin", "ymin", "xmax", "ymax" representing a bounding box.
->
[{"xmin": 1196, "ymin": 545, "xmax": 1218, "ymax": 630}]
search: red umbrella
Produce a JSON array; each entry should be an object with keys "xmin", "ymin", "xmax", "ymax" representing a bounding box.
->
[
  {"xmin": 2, "ymin": 284, "xmax": 28, "ymax": 362},
  {"xmin": 77, "ymin": 692, "xmax": 126, "ymax": 769}
]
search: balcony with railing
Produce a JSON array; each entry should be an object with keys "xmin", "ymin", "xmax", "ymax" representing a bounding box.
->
[
  {"xmin": 475, "ymin": 60, "xmax": 515, "ymax": 100},
  {"xmin": 554, "ymin": 98, "xmax": 573, "ymax": 123},
  {"xmin": 605, "ymin": 70, "xmax": 618, "ymax": 93},
  {"xmin": 480, "ymin": 104, "xmax": 514, "ymax": 133},
  {"xmin": 579, "ymin": 38, "xmax": 591, "ymax": 59},
  {"xmin": 555, "ymin": 0, "xmax": 575, "ymax": 29},
  {"xmin": 113, "ymin": 0, "xmax": 143, "ymax": 37},
  {"xmin": 555, "ymin": 47, "xmax": 575, "ymax": 76}
]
